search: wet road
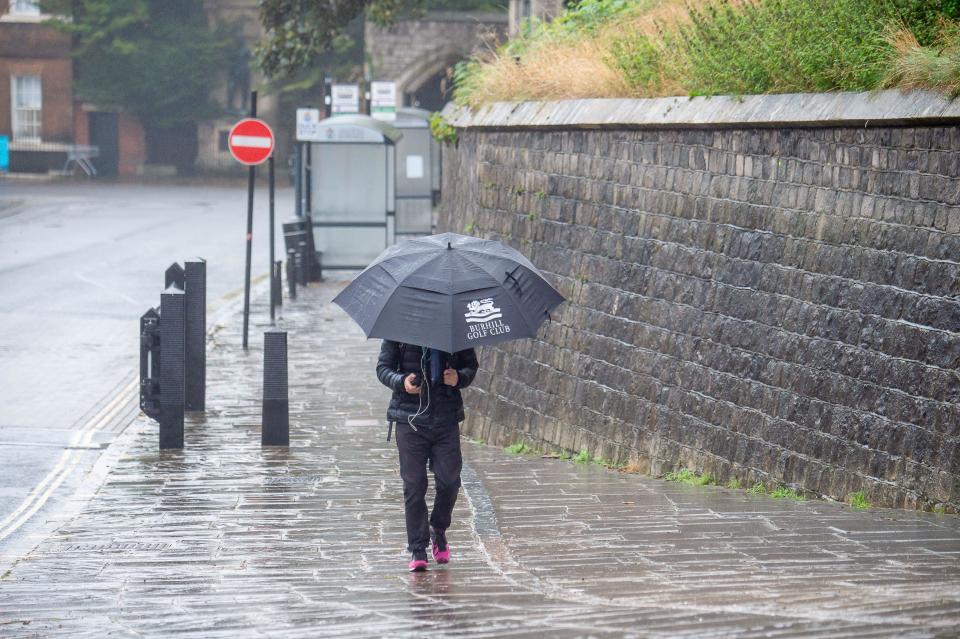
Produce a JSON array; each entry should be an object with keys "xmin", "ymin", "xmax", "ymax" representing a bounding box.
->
[{"xmin": 0, "ymin": 181, "xmax": 292, "ymax": 550}]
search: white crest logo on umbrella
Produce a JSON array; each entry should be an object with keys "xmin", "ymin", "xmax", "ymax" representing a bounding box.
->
[{"xmin": 465, "ymin": 299, "xmax": 501, "ymax": 323}]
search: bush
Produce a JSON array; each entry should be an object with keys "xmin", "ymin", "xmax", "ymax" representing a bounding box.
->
[{"xmin": 455, "ymin": 0, "xmax": 960, "ymax": 105}]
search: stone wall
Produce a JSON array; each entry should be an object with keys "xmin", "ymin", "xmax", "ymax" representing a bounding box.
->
[{"xmin": 438, "ymin": 91, "xmax": 960, "ymax": 511}]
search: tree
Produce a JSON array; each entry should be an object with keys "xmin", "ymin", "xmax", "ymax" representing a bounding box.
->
[
  {"xmin": 256, "ymin": 0, "xmax": 506, "ymax": 78},
  {"xmin": 44, "ymin": 0, "xmax": 235, "ymax": 130}
]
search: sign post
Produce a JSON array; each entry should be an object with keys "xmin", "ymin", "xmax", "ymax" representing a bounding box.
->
[
  {"xmin": 228, "ymin": 93, "xmax": 275, "ymax": 349},
  {"xmin": 268, "ymin": 154, "xmax": 276, "ymax": 323}
]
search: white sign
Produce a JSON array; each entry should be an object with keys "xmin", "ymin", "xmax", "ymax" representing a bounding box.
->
[
  {"xmin": 295, "ymin": 108, "xmax": 322, "ymax": 141},
  {"xmin": 331, "ymin": 84, "xmax": 360, "ymax": 115},
  {"xmin": 370, "ymin": 81, "xmax": 397, "ymax": 122},
  {"xmin": 406, "ymin": 155, "xmax": 424, "ymax": 179}
]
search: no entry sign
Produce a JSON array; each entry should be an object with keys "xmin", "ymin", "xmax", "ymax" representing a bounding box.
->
[{"xmin": 228, "ymin": 118, "xmax": 274, "ymax": 165}]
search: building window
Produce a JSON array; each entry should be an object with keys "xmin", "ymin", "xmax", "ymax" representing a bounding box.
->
[
  {"xmin": 218, "ymin": 130, "xmax": 230, "ymax": 152},
  {"xmin": 9, "ymin": 0, "xmax": 41, "ymax": 16},
  {"xmin": 11, "ymin": 75, "xmax": 42, "ymax": 141}
]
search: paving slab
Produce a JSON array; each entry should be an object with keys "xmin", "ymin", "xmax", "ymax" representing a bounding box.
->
[{"xmin": 0, "ymin": 281, "xmax": 958, "ymax": 638}]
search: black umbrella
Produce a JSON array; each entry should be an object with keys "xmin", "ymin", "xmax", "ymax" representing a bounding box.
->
[{"xmin": 332, "ymin": 232, "xmax": 565, "ymax": 353}]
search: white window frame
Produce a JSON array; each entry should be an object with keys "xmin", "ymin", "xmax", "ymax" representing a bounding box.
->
[
  {"xmin": 2, "ymin": 0, "xmax": 48, "ymax": 22},
  {"xmin": 9, "ymin": 0, "xmax": 41, "ymax": 16},
  {"xmin": 11, "ymin": 74, "xmax": 42, "ymax": 142}
]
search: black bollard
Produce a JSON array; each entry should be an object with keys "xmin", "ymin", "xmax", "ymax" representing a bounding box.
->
[
  {"xmin": 159, "ymin": 284, "xmax": 185, "ymax": 449},
  {"xmin": 139, "ymin": 307, "xmax": 161, "ymax": 420},
  {"xmin": 165, "ymin": 262, "xmax": 184, "ymax": 290},
  {"xmin": 261, "ymin": 330, "xmax": 289, "ymax": 446},
  {"xmin": 286, "ymin": 248, "xmax": 297, "ymax": 300},
  {"xmin": 184, "ymin": 258, "xmax": 206, "ymax": 411},
  {"xmin": 297, "ymin": 240, "xmax": 308, "ymax": 285},
  {"xmin": 273, "ymin": 260, "xmax": 283, "ymax": 308}
]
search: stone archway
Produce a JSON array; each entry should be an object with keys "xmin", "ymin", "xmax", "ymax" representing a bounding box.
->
[
  {"xmin": 395, "ymin": 46, "xmax": 464, "ymax": 109},
  {"xmin": 366, "ymin": 11, "xmax": 507, "ymax": 107}
]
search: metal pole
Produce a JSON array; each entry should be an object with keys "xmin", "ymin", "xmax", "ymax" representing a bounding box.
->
[
  {"xmin": 273, "ymin": 261, "xmax": 283, "ymax": 307},
  {"xmin": 242, "ymin": 90, "xmax": 257, "ymax": 350},
  {"xmin": 269, "ymin": 155, "xmax": 276, "ymax": 323},
  {"xmin": 305, "ymin": 142, "xmax": 312, "ymax": 215},
  {"xmin": 294, "ymin": 144, "xmax": 303, "ymax": 217}
]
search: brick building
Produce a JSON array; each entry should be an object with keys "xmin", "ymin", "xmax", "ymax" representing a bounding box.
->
[
  {"xmin": 0, "ymin": 0, "xmax": 146, "ymax": 176},
  {"xmin": 0, "ymin": 0, "xmax": 75, "ymax": 172}
]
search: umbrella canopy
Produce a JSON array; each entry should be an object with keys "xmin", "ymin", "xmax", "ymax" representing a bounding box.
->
[{"xmin": 332, "ymin": 232, "xmax": 565, "ymax": 353}]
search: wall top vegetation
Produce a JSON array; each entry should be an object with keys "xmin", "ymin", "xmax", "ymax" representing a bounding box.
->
[{"xmin": 443, "ymin": 90, "xmax": 960, "ymax": 130}]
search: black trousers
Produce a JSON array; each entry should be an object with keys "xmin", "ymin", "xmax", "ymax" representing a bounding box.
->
[{"xmin": 394, "ymin": 420, "xmax": 462, "ymax": 552}]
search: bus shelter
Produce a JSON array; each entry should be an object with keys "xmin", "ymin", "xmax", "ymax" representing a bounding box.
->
[
  {"xmin": 307, "ymin": 115, "xmax": 402, "ymax": 269},
  {"xmin": 393, "ymin": 107, "xmax": 440, "ymax": 239}
]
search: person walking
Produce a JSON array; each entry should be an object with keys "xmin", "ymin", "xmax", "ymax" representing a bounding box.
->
[{"xmin": 376, "ymin": 340, "xmax": 478, "ymax": 572}]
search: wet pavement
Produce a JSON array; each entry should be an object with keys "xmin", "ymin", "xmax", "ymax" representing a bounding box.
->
[
  {"xmin": 0, "ymin": 280, "xmax": 958, "ymax": 638},
  {"xmin": 0, "ymin": 182, "xmax": 291, "ymax": 544}
]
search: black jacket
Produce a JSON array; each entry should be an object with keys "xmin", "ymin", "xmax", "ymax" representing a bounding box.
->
[{"xmin": 376, "ymin": 340, "xmax": 478, "ymax": 427}]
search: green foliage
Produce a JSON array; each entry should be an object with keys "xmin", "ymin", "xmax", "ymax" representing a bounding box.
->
[
  {"xmin": 884, "ymin": 19, "xmax": 960, "ymax": 97},
  {"xmin": 45, "ymin": 0, "xmax": 233, "ymax": 129},
  {"xmin": 559, "ymin": 449, "xmax": 572, "ymax": 461},
  {"xmin": 574, "ymin": 449, "xmax": 591, "ymax": 464},
  {"xmin": 505, "ymin": 441, "xmax": 530, "ymax": 454},
  {"xmin": 456, "ymin": 0, "xmax": 960, "ymax": 103},
  {"xmin": 429, "ymin": 112, "xmax": 458, "ymax": 145},
  {"xmin": 664, "ymin": 468, "xmax": 714, "ymax": 486},
  {"xmin": 463, "ymin": 221, "xmax": 475, "ymax": 234},
  {"xmin": 748, "ymin": 481, "xmax": 767, "ymax": 495},
  {"xmin": 613, "ymin": 0, "xmax": 960, "ymax": 97},
  {"xmin": 725, "ymin": 477, "xmax": 741, "ymax": 489},
  {"xmin": 506, "ymin": 0, "xmax": 640, "ymax": 54},
  {"xmin": 256, "ymin": 0, "xmax": 506, "ymax": 77},
  {"xmin": 771, "ymin": 485, "xmax": 805, "ymax": 501},
  {"xmin": 849, "ymin": 490, "xmax": 872, "ymax": 510}
]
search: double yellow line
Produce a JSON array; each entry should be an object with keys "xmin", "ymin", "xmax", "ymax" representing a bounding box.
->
[{"xmin": 0, "ymin": 376, "xmax": 138, "ymax": 542}]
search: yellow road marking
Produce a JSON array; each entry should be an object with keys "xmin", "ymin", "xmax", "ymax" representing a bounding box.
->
[{"xmin": 0, "ymin": 377, "xmax": 137, "ymax": 541}]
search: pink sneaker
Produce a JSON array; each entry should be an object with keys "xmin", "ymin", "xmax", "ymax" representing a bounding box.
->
[
  {"xmin": 431, "ymin": 528, "xmax": 450, "ymax": 564},
  {"xmin": 408, "ymin": 550, "xmax": 428, "ymax": 572}
]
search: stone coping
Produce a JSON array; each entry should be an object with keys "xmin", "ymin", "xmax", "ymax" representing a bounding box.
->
[{"xmin": 442, "ymin": 89, "xmax": 960, "ymax": 130}]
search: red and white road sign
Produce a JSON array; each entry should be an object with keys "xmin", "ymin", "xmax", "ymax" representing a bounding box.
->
[{"xmin": 228, "ymin": 118, "xmax": 274, "ymax": 165}]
